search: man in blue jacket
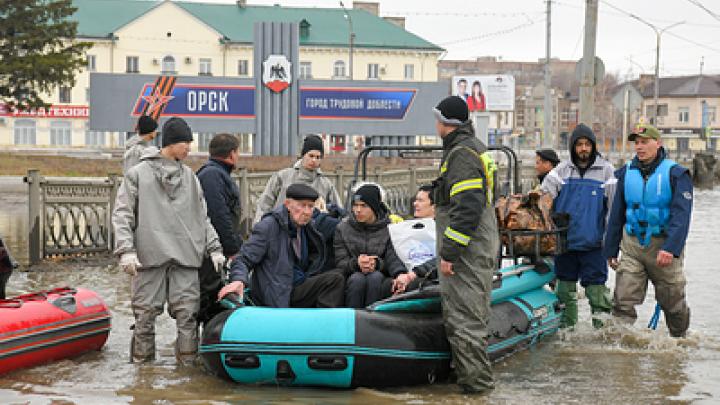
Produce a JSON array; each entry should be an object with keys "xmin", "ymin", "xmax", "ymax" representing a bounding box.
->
[
  {"xmin": 218, "ymin": 184, "xmax": 344, "ymax": 308},
  {"xmin": 604, "ymin": 124, "xmax": 692, "ymax": 337},
  {"xmin": 196, "ymin": 134, "xmax": 243, "ymax": 324},
  {"xmin": 542, "ymin": 123, "xmax": 616, "ymax": 329}
]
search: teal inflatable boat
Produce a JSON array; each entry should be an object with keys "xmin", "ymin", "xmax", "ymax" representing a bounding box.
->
[{"xmin": 200, "ymin": 263, "xmax": 561, "ymax": 388}]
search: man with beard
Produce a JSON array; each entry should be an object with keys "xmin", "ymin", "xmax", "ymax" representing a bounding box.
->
[{"xmin": 541, "ymin": 123, "xmax": 616, "ymax": 329}]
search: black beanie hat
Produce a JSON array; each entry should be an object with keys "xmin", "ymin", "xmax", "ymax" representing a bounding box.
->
[
  {"xmin": 301, "ymin": 135, "xmax": 324, "ymax": 157},
  {"xmin": 433, "ymin": 95, "xmax": 469, "ymax": 125},
  {"xmin": 352, "ymin": 184, "xmax": 385, "ymax": 218},
  {"xmin": 161, "ymin": 117, "xmax": 193, "ymax": 148},
  {"xmin": 286, "ymin": 183, "xmax": 319, "ymax": 201},
  {"xmin": 137, "ymin": 115, "xmax": 157, "ymax": 135}
]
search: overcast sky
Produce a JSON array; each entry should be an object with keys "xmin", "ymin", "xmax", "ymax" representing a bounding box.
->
[{"xmin": 195, "ymin": 0, "xmax": 720, "ymax": 79}]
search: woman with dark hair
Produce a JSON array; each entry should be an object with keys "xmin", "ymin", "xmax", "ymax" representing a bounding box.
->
[{"xmin": 467, "ymin": 80, "xmax": 486, "ymax": 112}]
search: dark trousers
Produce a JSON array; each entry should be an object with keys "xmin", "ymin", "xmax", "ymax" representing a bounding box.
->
[
  {"xmin": 554, "ymin": 248, "xmax": 608, "ymax": 287},
  {"xmin": 197, "ymin": 257, "xmax": 224, "ymax": 325},
  {"xmin": 345, "ymin": 271, "xmax": 388, "ymax": 308},
  {"xmin": 290, "ymin": 272, "xmax": 345, "ymax": 308},
  {"xmin": 0, "ymin": 271, "xmax": 10, "ymax": 300}
]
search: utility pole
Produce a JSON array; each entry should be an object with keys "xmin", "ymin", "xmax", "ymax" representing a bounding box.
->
[
  {"xmin": 543, "ymin": 0, "xmax": 553, "ymax": 148},
  {"xmin": 579, "ymin": 0, "xmax": 598, "ymax": 125},
  {"xmin": 700, "ymin": 56, "xmax": 705, "ymax": 75},
  {"xmin": 629, "ymin": 19, "xmax": 683, "ymax": 124},
  {"xmin": 339, "ymin": 1, "xmax": 354, "ymax": 80}
]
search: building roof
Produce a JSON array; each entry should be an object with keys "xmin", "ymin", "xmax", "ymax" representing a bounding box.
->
[
  {"xmin": 70, "ymin": 0, "xmax": 443, "ymax": 51},
  {"xmin": 631, "ymin": 74, "xmax": 720, "ymax": 98}
]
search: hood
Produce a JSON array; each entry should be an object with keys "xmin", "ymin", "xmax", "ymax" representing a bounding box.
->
[
  {"xmin": 143, "ymin": 151, "xmax": 186, "ymax": 200},
  {"xmin": 569, "ymin": 123, "xmax": 598, "ymax": 168},
  {"xmin": 125, "ymin": 134, "xmax": 147, "ymax": 150}
]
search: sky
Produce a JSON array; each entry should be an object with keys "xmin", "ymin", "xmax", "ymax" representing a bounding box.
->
[{"xmin": 190, "ymin": 0, "xmax": 720, "ymax": 80}]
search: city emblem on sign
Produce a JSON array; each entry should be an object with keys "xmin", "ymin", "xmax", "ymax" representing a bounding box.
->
[{"xmin": 262, "ymin": 55, "xmax": 292, "ymax": 93}]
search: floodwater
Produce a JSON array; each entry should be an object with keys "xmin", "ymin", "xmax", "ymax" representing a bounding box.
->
[{"xmin": 1, "ymin": 189, "xmax": 719, "ymax": 404}]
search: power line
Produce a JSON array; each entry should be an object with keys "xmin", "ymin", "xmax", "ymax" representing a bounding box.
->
[
  {"xmin": 438, "ymin": 18, "xmax": 544, "ymax": 47},
  {"xmin": 554, "ymin": 0, "xmax": 720, "ymax": 28},
  {"xmin": 600, "ymin": 0, "xmax": 720, "ymax": 54},
  {"xmin": 685, "ymin": 0, "xmax": 720, "ymax": 23},
  {"xmin": 384, "ymin": 10, "xmax": 545, "ymax": 18}
]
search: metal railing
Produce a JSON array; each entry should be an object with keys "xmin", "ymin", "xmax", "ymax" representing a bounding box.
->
[{"xmin": 25, "ymin": 170, "xmax": 121, "ymax": 264}]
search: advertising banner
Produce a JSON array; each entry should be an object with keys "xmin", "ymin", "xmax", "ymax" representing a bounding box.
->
[
  {"xmin": 131, "ymin": 81, "xmax": 255, "ymax": 118},
  {"xmin": 451, "ymin": 75, "xmax": 515, "ymax": 112},
  {"xmin": 300, "ymin": 87, "xmax": 415, "ymax": 120}
]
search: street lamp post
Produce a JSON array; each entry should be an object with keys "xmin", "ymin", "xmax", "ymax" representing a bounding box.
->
[
  {"xmin": 632, "ymin": 19, "xmax": 684, "ymax": 124},
  {"xmin": 339, "ymin": 1, "xmax": 354, "ymax": 80}
]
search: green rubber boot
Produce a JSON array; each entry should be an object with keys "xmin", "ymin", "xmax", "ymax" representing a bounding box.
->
[
  {"xmin": 586, "ymin": 284, "xmax": 613, "ymax": 329},
  {"xmin": 555, "ymin": 280, "xmax": 578, "ymax": 329}
]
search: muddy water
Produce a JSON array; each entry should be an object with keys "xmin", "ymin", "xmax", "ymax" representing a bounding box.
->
[{"xmin": 1, "ymin": 190, "xmax": 719, "ymax": 404}]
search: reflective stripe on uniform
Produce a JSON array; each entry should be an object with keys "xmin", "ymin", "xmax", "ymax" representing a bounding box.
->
[
  {"xmin": 444, "ymin": 226, "xmax": 471, "ymax": 246},
  {"xmin": 440, "ymin": 161, "xmax": 448, "ymax": 174},
  {"xmin": 449, "ymin": 178, "xmax": 484, "ymax": 197}
]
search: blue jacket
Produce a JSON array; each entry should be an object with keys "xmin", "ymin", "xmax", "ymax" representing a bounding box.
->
[
  {"xmin": 229, "ymin": 206, "xmax": 327, "ymax": 308},
  {"xmin": 312, "ymin": 204, "xmax": 346, "ymax": 272},
  {"xmin": 197, "ymin": 159, "xmax": 242, "ymax": 256},
  {"xmin": 541, "ymin": 132, "xmax": 616, "ymax": 252},
  {"xmin": 603, "ymin": 148, "xmax": 693, "ymax": 258}
]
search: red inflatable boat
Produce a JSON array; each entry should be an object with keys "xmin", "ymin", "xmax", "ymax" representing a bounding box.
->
[{"xmin": 0, "ymin": 287, "xmax": 111, "ymax": 375}]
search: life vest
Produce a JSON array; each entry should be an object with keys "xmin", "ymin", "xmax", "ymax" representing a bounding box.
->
[{"xmin": 624, "ymin": 158, "xmax": 676, "ymax": 246}]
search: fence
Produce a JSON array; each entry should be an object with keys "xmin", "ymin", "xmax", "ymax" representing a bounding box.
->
[
  {"xmin": 25, "ymin": 170, "xmax": 121, "ymax": 264},
  {"xmin": 25, "ymin": 166, "xmax": 441, "ymax": 264}
]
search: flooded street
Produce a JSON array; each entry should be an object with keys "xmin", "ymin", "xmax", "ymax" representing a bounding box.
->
[{"xmin": 1, "ymin": 189, "xmax": 719, "ymax": 404}]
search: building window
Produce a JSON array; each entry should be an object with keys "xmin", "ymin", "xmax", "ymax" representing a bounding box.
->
[
  {"xmin": 299, "ymin": 61, "xmax": 312, "ymax": 79},
  {"xmin": 367, "ymin": 63, "xmax": 379, "ymax": 79},
  {"xmin": 707, "ymin": 107, "xmax": 716, "ymax": 124},
  {"xmin": 50, "ymin": 121, "xmax": 72, "ymax": 146},
  {"xmin": 330, "ymin": 135, "xmax": 346, "ymax": 153},
  {"xmin": 59, "ymin": 86, "xmax": 71, "ymax": 103},
  {"xmin": 162, "ymin": 55, "xmax": 176, "ymax": 74},
  {"xmin": 678, "ymin": 107, "xmax": 690, "ymax": 123},
  {"xmin": 238, "ymin": 59, "xmax": 249, "ymax": 76},
  {"xmin": 239, "ymin": 133, "xmax": 252, "ymax": 154},
  {"xmin": 87, "ymin": 54, "xmax": 96, "ymax": 72},
  {"xmin": 199, "ymin": 58, "xmax": 212, "ymax": 76},
  {"xmin": 14, "ymin": 119, "xmax": 36, "ymax": 145},
  {"xmin": 198, "ymin": 133, "xmax": 214, "ymax": 152},
  {"xmin": 333, "ymin": 60, "xmax": 346, "ymax": 78},
  {"xmin": 85, "ymin": 131, "xmax": 106, "ymax": 147},
  {"xmin": 404, "ymin": 64, "xmax": 414, "ymax": 80},
  {"xmin": 126, "ymin": 56, "xmax": 139, "ymax": 73},
  {"xmin": 645, "ymin": 104, "xmax": 668, "ymax": 117}
]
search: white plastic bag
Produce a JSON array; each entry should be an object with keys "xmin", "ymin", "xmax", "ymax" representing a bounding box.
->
[{"xmin": 388, "ymin": 219, "xmax": 436, "ymax": 271}]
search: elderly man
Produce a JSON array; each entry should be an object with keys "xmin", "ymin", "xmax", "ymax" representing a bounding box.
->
[
  {"xmin": 604, "ymin": 124, "xmax": 692, "ymax": 338},
  {"xmin": 219, "ymin": 184, "xmax": 344, "ymax": 308}
]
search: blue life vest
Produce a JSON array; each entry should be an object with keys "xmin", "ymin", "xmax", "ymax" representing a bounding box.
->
[{"xmin": 624, "ymin": 158, "xmax": 676, "ymax": 246}]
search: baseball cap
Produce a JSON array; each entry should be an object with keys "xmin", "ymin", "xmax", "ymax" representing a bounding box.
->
[{"xmin": 628, "ymin": 124, "xmax": 662, "ymax": 141}]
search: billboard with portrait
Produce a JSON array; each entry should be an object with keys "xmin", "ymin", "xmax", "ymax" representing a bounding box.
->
[{"xmin": 451, "ymin": 75, "xmax": 515, "ymax": 112}]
